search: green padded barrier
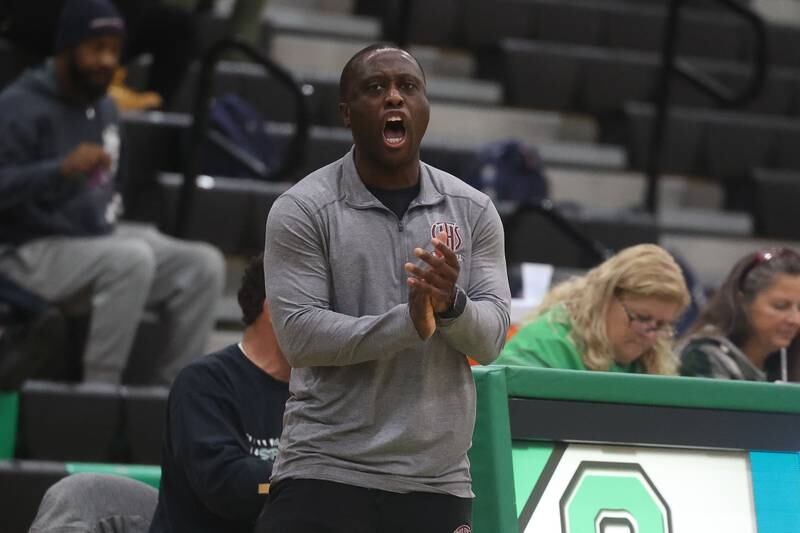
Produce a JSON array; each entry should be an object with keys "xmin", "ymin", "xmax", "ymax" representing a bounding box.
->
[
  {"xmin": 469, "ymin": 366, "xmax": 517, "ymax": 533},
  {"xmin": 510, "ymin": 441, "xmax": 554, "ymax": 516},
  {"xmin": 502, "ymin": 366, "xmax": 800, "ymax": 414},
  {"xmin": 66, "ymin": 463, "xmax": 161, "ymax": 489},
  {"xmin": 0, "ymin": 392, "xmax": 18, "ymax": 459}
]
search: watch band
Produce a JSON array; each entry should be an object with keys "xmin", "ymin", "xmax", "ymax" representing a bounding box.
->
[{"xmin": 438, "ymin": 286, "xmax": 466, "ymax": 319}]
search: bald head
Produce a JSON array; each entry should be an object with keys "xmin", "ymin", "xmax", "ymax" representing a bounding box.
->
[{"xmin": 339, "ymin": 43, "xmax": 425, "ymax": 102}]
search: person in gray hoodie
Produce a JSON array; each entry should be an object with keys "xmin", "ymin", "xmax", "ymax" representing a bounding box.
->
[
  {"xmin": 0, "ymin": 0, "xmax": 224, "ymax": 384},
  {"xmin": 257, "ymin": 44, "xmax": 511, "ymax": 533}
]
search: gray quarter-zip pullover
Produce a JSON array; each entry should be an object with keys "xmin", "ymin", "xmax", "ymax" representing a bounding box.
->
[{"xmin": 264, "ymin": 148, "xmax": 511, "ymax": 497}]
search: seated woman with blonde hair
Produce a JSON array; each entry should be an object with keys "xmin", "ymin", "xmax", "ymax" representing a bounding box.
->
[
  {"xmin": 678, "ymin": 247, "xmax": 800, "ymax": 381},
  {"xmin": 495, "ymin": 244, "xmax": 690, "ymax": 374}
]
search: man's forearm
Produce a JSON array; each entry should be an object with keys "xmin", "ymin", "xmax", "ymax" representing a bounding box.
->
[{"xmin": 272, "ymin": 303, "xmax": 422, "ymax": 367}]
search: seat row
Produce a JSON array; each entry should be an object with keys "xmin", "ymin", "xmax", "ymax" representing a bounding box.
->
[
  {"xmin": 500, "ymin": 39, "xmax": 800, "ymax": 120},
  {"xmin": 0, "ymin": 459, "xmax": 160, "ymax": 533},
  {"xmin": 14, "ymin": 381, "xmax": 167, "ymax": 465}
]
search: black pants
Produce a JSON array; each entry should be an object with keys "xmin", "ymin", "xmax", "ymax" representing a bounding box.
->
[{"xmin": 255, "ymin": 479, "xmax": 472, "ymax": 533}]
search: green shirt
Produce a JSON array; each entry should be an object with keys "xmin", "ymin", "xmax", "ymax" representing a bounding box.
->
[{"xmin": 494, "ymin": 308, "xmax": 637, "ymax": 373}]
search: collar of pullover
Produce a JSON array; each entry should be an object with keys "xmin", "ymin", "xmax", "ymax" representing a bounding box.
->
[{"xmin": 341, "ymin": 146, "xmax": 445, "ymax": 210}]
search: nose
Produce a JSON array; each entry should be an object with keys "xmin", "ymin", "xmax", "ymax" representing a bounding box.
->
[
  {"xmin": 385, "ymin": 85, "xmax": 403, "ymax": 106},
  {"xmin": 640, "ymin": 329, "xmax": 660, "ymax": 344},
  {"xmin": 98, "ymin": 48, "xmax": 119, "ymax": 70},
  {"xmin": 787, "ymin": 307, "xmax": 800, "ymax": 327}
]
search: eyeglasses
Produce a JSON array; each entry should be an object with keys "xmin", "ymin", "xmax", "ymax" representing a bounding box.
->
[
  {"xmin": 617, "ymin": 298, "xmax": 676, "ymax": 338},
  {"xmin": 738, "ymin": 248, "xmax": 800, "ymax": 290}
]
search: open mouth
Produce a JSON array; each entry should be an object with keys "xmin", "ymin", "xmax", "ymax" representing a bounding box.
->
[{"xmin": 383, "ymin": 116, "xmax": 407, "ymax": 147}]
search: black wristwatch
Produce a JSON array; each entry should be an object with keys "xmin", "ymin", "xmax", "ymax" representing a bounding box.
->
[{"xmin": 438, "ymin": 286, "xmax": 467, "ymax": 319}]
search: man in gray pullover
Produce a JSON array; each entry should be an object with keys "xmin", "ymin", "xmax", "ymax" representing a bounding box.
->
[{"xmin": 258, "ymin": 44, "xmax": 511, "ymax": 533}]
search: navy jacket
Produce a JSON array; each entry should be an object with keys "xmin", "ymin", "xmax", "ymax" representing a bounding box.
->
[
  {"xmin": 0, "ymin": 61, "xmax": 120, "ymax": 245},
  {"xmin": 148, "ymin": 344, "xmax": 289, "ymax": 533}
]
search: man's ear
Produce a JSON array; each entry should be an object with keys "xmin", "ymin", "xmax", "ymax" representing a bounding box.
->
[{"xmin": 339, "ymin": 102, "xmax": 351, "ymax": 129}]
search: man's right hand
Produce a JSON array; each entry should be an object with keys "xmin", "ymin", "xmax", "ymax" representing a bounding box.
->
[
  {"xmin": 408, "ymin": 280, "xmax": 436, "ymax": 340},
  {"xmin": 60, "ymin": 143, "xmax": 111, "ymax": 179}
]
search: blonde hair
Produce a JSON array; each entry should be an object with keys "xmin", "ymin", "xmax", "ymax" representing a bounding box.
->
[{"xmin": 531, "ymin": 244, "xmax": 690, "ymax": 375}]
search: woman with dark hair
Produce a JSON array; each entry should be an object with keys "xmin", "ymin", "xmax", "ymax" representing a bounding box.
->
[{"xmin": 678, "ymin": 248, "xmax": 800, "ymax": 381}]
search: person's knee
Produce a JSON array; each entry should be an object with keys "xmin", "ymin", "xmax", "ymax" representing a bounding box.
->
[
  {"xmin": 93, "ymin": 240, "xmax": 156, "ymax": 293},
  {"xmin": 188, "ymin": 243, "xmax": 225, "ymax": 295},
  {"xmin": 31, "ymin": 473, "xmax": 158, "ymax": 532},
  {"xmin": 118, "ymin": 241, "xmax": 157, "ymax": 289}
]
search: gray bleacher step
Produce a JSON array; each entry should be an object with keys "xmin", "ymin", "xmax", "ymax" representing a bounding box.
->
[
  {"xmin": 661, "ymin": 233, "xmax": 800, "ymax": 288},
  {"xmin": 269, "ymin": 34, "xmax": 476, "ymax": 79},
  {"xmin": 265, "ymin": 63, "xmax": 504, "ymax": 107},
  {"xmin": 536, "ymin": 141, "xmax": 626, "ymax": 171},
  {"xmin": 424, "ymin": 77, "xmax": 502, "ymax": 107},
  {"xmin": 206, "ymin": 329, "xmax": 243, "ymax": 354},
  {"xmin": 214, "ymin": 0, "xmax": 355, "ymax": 16},
  {"xmin": 214, "ymin": 292, "xmax": 244, "ymax": 328},
  {"xmin": 657, "ymin": 208, "xmax": 754, "ymax": 237},
  {"xmin": 428, "ymin": 103, "xmax": 597, "ymax": 145},
  {"xmin": 547, "ymin": 168, "xmax": 725, "ymax": 210},
  {"xmin": 212, "ymin": 60, "xmax": 504, "ymax": 107},
  {"xmin": 752, "ymin": 0, "xmax": 800, "ymax": 27},
  {"xmin": 263, "ymin": 5, "xmax": 380, "ymax": 40},
  {"xmin": 548, "ymin": 168, "xmax": 753, "ymax": 236},
  {"xmin": 263, "ymin": 121, "xmax": 627, "ymax": 171},
  {"xmin": 129, "ymin": 58, "xmax": 503, "ymax": 120}
]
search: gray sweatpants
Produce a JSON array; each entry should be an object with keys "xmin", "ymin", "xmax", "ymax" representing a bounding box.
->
[
  {"xmin": 0, "ymin": 223, "xmax": 225, "ymax": 384},
  {"xmin": 29, "ymin": 473, "xmax": 158, "ymax": 533}
]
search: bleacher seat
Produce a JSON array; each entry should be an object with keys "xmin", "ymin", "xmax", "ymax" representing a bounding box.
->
[
  {"xmin": 156, "ymin": 173, "xmax": 291, "ymax": 254},
  {"xmin": 603, "ymin": 6, "xmax": 664, "ymax": 53},
  {"xmin": 503, "ymin": 204, "xmax": 659, "ymax": 269},
  {"xmin": 752, "ymin": 168, "xmax": 800, "ymax": 240},
  {"xmin": 19, "ymin": 381, "xmax": 122, "ymax": 463},
  {"xmin": 765, "ymin": 23, "xmax": 800, "ymax": 68},
  {"xmin": 460, "ymin": 0, "xmax": 753, "ymax": 61},
  {"xmin": 772, "ymin": 123, "xmax": 800, "ymax": 170},
  {"xmin": 625, "ymin": 102, "xmax": 800, "ymax": 176},
  {"xmin": 0, "ymin": 460, "xmax": 162, "ymax": 533},
  {"xmin": 402, "ymin": 0, "xmax": 461, "ymax": 47},
  {"xmin": 704, "ymin": 113, "xmax": 776, "ymax": 178},
  {"xmin": 500, "ymin": 38, "xmax": 799, "ymax": 119},
  {"xmin": 119, "ymin": 113, "xmax": 627, "ymax": 232},
  {"xmin": 579, "ymin": 49, "xmax": 654, "ymax": 116},
  {"xmin": 0, "ymin": 460, "xmax": 68, "ymax": 533},
  {"xmin": 461, "ymin": 0, "xmax": 531, "ymax": 47},
  {"xmin": 533, "ymin": 1, "xmax": 603, "ymax": 47},
  {"xmin": 624, "ymin": 102, "xmax": 703, "ymax": 176},
  {"xmin": 123, "ymin": 387, "xmax": 169, "ymax": 465},
  {"xmin": 501, "ymin": 40, "xmax": 582, "ymax": 112},
  {"xmin": 120, "ymin": 112, "xmax": 189, "ymax": 223}
]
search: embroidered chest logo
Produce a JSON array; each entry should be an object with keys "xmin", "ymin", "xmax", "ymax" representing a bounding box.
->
[
  {"xmin": 453, "ymin": 526, "xmax": 471, "ymax": 533},
  {"xmin": 431, "ymin": 221, "xmax": 463, "ymax": 252}
]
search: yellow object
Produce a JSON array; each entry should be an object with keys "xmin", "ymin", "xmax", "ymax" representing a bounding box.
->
[
  {"xmin": 108, "ymin": 67, "xmax": 163, "ymax": 111},
  {"xmin": 258, "ymin": 483, "xmax": 270, "ymax": 495}
]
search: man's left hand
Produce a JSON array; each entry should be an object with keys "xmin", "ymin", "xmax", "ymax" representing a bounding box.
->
[{"xmin": 404, "ymin": 231, "xmax": 460, "ymax": 313}]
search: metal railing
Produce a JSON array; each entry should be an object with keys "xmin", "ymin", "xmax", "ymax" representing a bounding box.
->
[
  {"xmin": 645, "ymin": 0, "xmax": 767, "ymax": 212},
  {"xmin": 178, "ymin": 38, "xmax": 310, "ymax": 239}
]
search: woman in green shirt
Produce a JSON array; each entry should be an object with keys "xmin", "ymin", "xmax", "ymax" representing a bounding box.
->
[{"xmin": 496, "ymin": 244, "xmax": 690, "ymax": 375}]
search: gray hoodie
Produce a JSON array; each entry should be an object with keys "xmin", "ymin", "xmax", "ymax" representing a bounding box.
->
[
  {"xmin": 0, "ymin": 61, "xmax": 120, "ymax": 245},
  {"xmin": 264, "ymin": 148, "xmax": 511, "ymax": 497}
]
